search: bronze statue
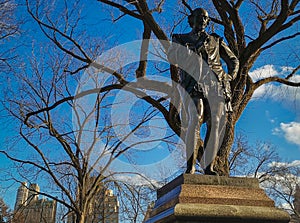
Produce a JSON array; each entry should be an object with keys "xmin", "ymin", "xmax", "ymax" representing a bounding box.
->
[{"xmin": 168, "ymin": 8, "xmax": 239, "ymax": 175}]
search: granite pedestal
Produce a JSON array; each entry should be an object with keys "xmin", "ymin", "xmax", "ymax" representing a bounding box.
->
[{"xmin": 144, "ymin": 174, "xmax": 290, "ymax": 223}]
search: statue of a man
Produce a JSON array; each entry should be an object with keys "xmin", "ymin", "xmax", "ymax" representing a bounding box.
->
[{"xmin": 168, "ymin": 8, "xmax": 239, "ymax": 174}]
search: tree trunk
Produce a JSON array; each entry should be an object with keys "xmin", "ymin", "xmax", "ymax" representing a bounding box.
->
[{"xmin": 76, "ymin": 213, "xmax": 86, "ymax": 223}]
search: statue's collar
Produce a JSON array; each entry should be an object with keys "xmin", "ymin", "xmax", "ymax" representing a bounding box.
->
[{"xmin": 191, "ymin": 30, "xmax": 208, "ymax": 38}]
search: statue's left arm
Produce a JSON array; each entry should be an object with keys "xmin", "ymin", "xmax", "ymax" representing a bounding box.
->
[{"xmin": 219, "ymin": 40, "xmax": 239, "ymax": 81}]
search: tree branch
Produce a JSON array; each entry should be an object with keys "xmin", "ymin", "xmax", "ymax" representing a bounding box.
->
[
  {"xmin": 254, "ymin": 76, "xmax": 300, "ymax": 88},
  {"xmin": 235, "ymin": 0, "xmax": 244, "ymax": 9},
  {"xmin": 243, "ymin": 0, "xmax": 290, "ymax": 64},
  {"xmin": 26, "ymin": 0, "xmax": 92, "ymax": 64},
  {"xmin": 97, "ymin": 0, "xmax": 142, "ymax": 20},
  {"xmin": 136, "ymin": 21, "xmax": 151, "ymax": 78},
  {"xmin": 135, "ymin": 0, "xmax": 170, "ymax": 50},
  {"xmin": 261, "ymin": 31, "xmax": 300, "ymax": 50},
  {"xmin": 286, "ymin": 64, "xmax": 300, "ymax": 79}
]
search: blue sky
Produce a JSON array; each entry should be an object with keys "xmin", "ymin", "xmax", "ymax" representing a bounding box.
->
[
  {"xmin": 240, "ymin": 64, "xmax": 300, "ymax": 161},
  {"xmin": 1, "ymin": 0, "xmax": 300, "ymax": 211}
]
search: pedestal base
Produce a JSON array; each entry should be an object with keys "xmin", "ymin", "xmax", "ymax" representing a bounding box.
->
[{"xmin": 144, "ymin": 174, "xmax": 290, "ymax": 223}]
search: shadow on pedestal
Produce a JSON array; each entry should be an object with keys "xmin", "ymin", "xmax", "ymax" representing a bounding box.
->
[{"xmin": 144, "ymin": 174, "xmax": 290, "ymax": 223}]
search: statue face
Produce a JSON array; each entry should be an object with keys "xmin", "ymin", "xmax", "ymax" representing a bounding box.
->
[{"xmin": 192, "ymin": 8, "xmax": 209, "ymax": 31}]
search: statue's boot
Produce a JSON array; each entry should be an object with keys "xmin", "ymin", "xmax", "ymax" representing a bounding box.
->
[
  {"xmin": 186, "ymin": 155, "xmax": 196, "ymax": 174},
  {"xmin": 204, "ymin": 164, "xmax": 218, "ymax": 175}
]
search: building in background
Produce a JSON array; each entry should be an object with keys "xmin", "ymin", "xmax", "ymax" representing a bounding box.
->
[
  {"xmin": 14, "ymin": 182, "xmax": 28, "ymax": 211},
  {"xmin": 27, "ymin": 183, "xmax": 40, "ymax": 203},
  {"xmin": 13, "ymin": 183, "xmax": 57, "ymax": 223},
  {"xmin": 67, "ymin": 184, "xmax": 119, "ymax": 223},
  {"xmin": 92, "ymin": 189, "xmax": 119, "ymax": 223}
]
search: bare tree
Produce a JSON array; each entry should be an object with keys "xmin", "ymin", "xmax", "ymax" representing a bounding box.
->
[
  {"xmin": 111, "ymin": 181, "xmax": 156, "ymax": 223},
  {"xmin": 2, "ymin": 60, "xmax": 168, "ymax": 222},
  {"xmin": 229, "ymin": 135, "xmax": 300, "ymax": 219},
  {"xmin": 0, "ymin": 197, "xmax": 11, "ymax": 223},
  {"xmin": 1, "ymin": 27, "xmax": 170, "ymax": 223},
  {"xmin": 1, "ymin": 0, "xmax": 300, "ymax": 221},
  {"xmin": 229, "ymin": 135, "xmax": 286, "ymax": 178},
  {"xmin": 262, "ymin": 162, "xmax": 300, "ymax": 219},
  {"xmin": 0, "ymin": 0, "xmax": 19, "ymax": 71},
  {"xmin": 19, "ymin": 0, "xmax": 300, "ymax": 176},
  {"xmin": 0, "ymin": 0, "xmax": 18, "ymax": 39}
]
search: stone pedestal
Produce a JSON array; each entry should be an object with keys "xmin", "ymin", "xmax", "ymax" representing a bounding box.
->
[{"xmin": 144, "ymin": 174, "xmax": 290, "ymax": 223}]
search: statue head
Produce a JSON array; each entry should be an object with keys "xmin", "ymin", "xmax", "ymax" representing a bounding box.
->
[{"xmin": 188, "ymin": 8, "xmax": 210, "ymax": 32}]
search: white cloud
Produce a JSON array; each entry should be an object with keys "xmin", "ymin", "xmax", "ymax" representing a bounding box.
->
[
  {"xmin": 112, "ymin": 173, "xmax": 162, "ymax": 188},
  {"xmin": 249, "ymin": 64, "xmax": 278, "ymax": 82},
  {"xmin": 269, "ymin": 160, "xmax": 300, "ymax": 168},
  {"xmin": 259, "ymin": 171, "xmax": 300, "ymax": 212},
  {"xmin": 273, "ymin": 122, "xmax": 300, "ymax": 146},
  {"xmin": 280, "ymin": 122, "xmax": 300, "ymax": 146},
  {"xmin": 278, "ymin": 202, "xmax": 293, "ymax": 213},
  {"xmin": 290, "ymin": 74, "xmax": 300, "ymax": 82},
  {"xmin": 249, "ymin": 65, "xmax": 300, "ymax": 103},
  {"xmin": 252, "ymin": 84, "xmax": 268, "ymax": 98},
  {"xmin": 281, "ymin": 66, "xmax": 295, "ymax": 73}
]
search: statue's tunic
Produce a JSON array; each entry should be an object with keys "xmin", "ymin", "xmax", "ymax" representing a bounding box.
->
[{"xmin": 169, "ymin": 31, "xmax": 239, "ymax": 99}]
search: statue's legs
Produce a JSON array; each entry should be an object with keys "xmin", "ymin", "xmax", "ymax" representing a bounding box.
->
[
  {"xmin": 202, "ymin": 95, "xmax": 225, "ymax": 175},
  {"xmin": 185, "ymin": 96, "xmax": 203, "ymax": 174}
]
